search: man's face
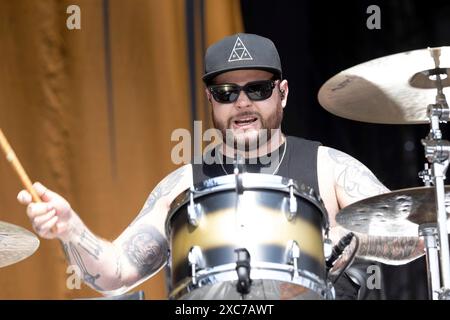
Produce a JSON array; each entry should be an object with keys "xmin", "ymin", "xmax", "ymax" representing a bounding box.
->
[{"xmin": 206, "ymin": 70, "xmax": 288, "ymax": 150}]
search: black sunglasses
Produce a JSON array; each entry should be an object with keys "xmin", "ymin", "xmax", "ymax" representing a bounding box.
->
[{"xmin": 208, "ymin": 79, "xmax": 277, "ymax": 104}]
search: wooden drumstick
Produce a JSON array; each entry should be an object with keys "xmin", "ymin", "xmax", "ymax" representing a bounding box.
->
[
  {"xmin": 0, "ymin": 129, "xmax": 42, "ymax": 203},
  {"xmin": 0, "ymin": 129, "xmax": 59, "ymax": 233}
]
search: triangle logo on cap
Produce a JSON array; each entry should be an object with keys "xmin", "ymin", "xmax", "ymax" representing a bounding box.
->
[{"xmin": 228, "ymin": 36, "xmax": 253, "ymax": 62}]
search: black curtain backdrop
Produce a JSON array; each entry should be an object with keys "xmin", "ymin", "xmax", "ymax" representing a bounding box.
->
[{"xmin": 241, "ymin": 0, "xmax": 450, "ymax": 299}]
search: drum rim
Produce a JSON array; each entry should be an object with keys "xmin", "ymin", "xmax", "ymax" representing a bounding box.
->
[
  {"xmin": 166, "ymin": 173, "xmax": 329, "ymax": 237},
  {"xmin": 168, "ymin": 261, "xmax": 331, "ymax": 300}
]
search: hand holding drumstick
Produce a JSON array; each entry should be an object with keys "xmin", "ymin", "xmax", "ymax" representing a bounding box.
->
[
  {"xmin": 0, "ymin": 129, "xmax": 73, "ymax": 239},
  {"xmin": 2, "ymin": 127, "xmax": 175, "ymax": 293}
]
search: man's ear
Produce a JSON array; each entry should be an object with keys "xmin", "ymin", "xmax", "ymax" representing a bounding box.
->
[
  {"xmin": 205, "ymin": 88, "xmax": 212, "ymax": 103},
  {"xmin": 280, "ymin": 80, "xmax": 288, "ymax": 108}
]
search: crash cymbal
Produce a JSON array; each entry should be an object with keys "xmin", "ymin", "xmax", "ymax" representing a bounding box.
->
[
  {"xmin": 318, "ymin": 47, "xmax": 450, "ymax": 124},
  {"xmin": 336, "ymin": 186, "xmax": 450, "ymax": 237},
  {"xmin": 0, "ymin": 221, "xmax": 39, "ymax": 268}
]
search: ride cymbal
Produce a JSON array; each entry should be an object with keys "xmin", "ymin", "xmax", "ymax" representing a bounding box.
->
[{"xmin": 318, "ymin": 47, "xmax": 450, "ymax": 124}]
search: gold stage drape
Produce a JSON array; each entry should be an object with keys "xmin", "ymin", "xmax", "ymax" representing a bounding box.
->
[{"xmin": 0, "ymin": 0, "xmax": 242, "ymax": 299}]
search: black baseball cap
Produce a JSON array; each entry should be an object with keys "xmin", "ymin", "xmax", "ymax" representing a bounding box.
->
[{"xmin": 203, "ymin": 33, "xmax": 282, "ymax": 83}]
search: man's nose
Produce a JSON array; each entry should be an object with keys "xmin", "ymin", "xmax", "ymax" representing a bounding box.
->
[{"xmin": 234, "ymin": 90, "xmax": 252, "ymax": 109}]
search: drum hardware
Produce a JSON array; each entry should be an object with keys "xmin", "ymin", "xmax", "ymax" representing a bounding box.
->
[
  {"xmin": 285, "ymin": 240, "xmax": 301, "ymax": 280},
  {"xmin": 325, "ymin": 232, "xmax": 358, "ymax": 286},
  {"xmin": 233, "ymin": 154, "xmax": 245, "ymax": 195},
  {"xmin": 188, "ymin": 246, "xmax": 205, "ymax": 285},
  {"xmin": 235, "ymin": 248, "xmax": 252, "ymax": 295},
  {"xmin": 325, "ymin": 232, "xmax": 355, "ymax": 271},
  {"xmin": 233, "ymin": 156, "xmax": 246, "ymax": 231},
  {"xmin": 323, "ymin": 238, "xmax": 333, "ymax": 260},
  {"xmin": 288, "ymin": 179, "xmax": 298, "ymax": 217},
  {"xmin": 438, "ymin": 289, "xmax": 450, "ymax": 300},
  {"xmin": 321, "ymin": 46, "xmax": 450, "ymax": 299},
  {"xmin": 418, "ymin": 163, "xmax": 433, "ymax": 186},
  {"xmin": 187, "ymin": 186, "xmax": 202, "ymax": 227},
  {"xmin": 419, "ymin": 224, "xmax": 440, "ymax": 300},
  {"xmin": 411, "ymin": 67, "xmax": 450, "ymax": 89},
  {"xmin": 427, "ymin": 103, "xmax": 450, "ymax": 130},
  {"xmin": 419, "ymin": 47, "xmax": 450, "ymax": 299}
]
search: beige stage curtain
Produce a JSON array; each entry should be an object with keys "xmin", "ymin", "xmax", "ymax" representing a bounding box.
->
[{"xmin": 0, "ymin": 0, "xmax": 242, "ymax": 299}]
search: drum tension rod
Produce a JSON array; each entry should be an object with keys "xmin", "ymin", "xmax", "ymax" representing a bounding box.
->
[
  {"xmin": 289, "ymin": 241, "xmax": 301, "ymax": 279},
  {"xmin": 188, "ymin": 246, "xmax": 205, "ymax": 285},
  {"xmin": 187, "ymin": 186, "xmax": 202, "ymax": 227},
  {"xmin": 287, "ymin": 179, "xmax": 297, "ymax": 220}
]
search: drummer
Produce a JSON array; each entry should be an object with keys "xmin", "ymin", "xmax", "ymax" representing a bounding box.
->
[{"xmin": 17, "ymin": 33, "xmax": 424, "ymax": 299}]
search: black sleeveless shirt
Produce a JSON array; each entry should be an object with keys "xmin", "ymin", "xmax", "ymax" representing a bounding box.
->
[
  {"xmin": 191, "ymin": 135, "xmax": 360, "ymax": 299},
  {"xmin": 192, "ymin": 135, "xmax": 322, "ymax": 196}
]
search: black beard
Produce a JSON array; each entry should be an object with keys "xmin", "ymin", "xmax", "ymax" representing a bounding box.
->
[{"xmin": 212, "ymin": 105, "xmax": 283, "ymax": 151}]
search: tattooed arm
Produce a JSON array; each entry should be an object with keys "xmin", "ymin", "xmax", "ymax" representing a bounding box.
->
[
  {"xmin": 19, "ymin": 164, "xmax": 192, "ymax": 294},
  {"xmin": 318, "ymin": 147, "xmax": 424, "ymax": 265},
  {"xmin": 111, "ymin": 164, "xmax": 192, "ymax": 292}
]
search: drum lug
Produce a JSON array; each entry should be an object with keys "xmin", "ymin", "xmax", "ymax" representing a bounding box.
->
[
  {"xmin": 187, "ymin": 186, "xmax": 202, "ymax": 227},
  {"xmin": 287, "ymin": 179, "xmax": 297, "ymax": 220},
  {"xmin": 235, "ymin": 248, "xmax": 252, "ymax": 295},
  {"xmin": 323, "ymin": 238, "xmax": 333, "ymax": 260},
  {"xmin": 188, "ymin": 246, "xmax": 205, "ymax": 285},
  {"xmin": 285, "ymin": 240, "xmax": 301, "ymax": 279}
]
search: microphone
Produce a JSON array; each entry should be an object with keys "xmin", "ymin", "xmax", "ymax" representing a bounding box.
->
[{"xmin": 326, "ymin": 232, "xmax": 355, "ymax": 270}]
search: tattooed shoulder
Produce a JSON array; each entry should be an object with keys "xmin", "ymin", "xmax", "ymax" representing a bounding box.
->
[{"xmin": 327, "ymin": 147, "xmax": 389, "ymax": 199}]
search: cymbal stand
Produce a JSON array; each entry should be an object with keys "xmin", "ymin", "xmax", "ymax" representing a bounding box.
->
[
  {"xmin": 420, "ymin": 50, "xmax": 450, "ymax": 299},
  {"xmin": 418, "ymin": 224, "xmax": 440, "ymax": 300}
]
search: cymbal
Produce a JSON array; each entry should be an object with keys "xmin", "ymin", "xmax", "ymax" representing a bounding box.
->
[
  {"xmin": 336, "ymin": 186, "xmax": 450, "ymax": 237},
  {"xmin": 0, "ymin": 221, "xmax": 39, "ymax": 268},
  {"xmin": 318, "ymin": 47, "xmax": 450, "ymax": 124}
]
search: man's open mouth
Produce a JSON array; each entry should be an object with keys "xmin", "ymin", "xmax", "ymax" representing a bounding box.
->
[{"xmin": 233, "ymin": 117, "xmax": 258, "ymax": 127}]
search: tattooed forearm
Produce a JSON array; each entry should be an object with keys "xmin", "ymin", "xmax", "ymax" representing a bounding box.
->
[
  {"xmin": 356, "ymin": 233, "xmax": 424, "ymax": 265},
  {"xmin": 60, "ymin": 241, "xmax": 71, "ymax": 263},
  {"xmin": 328, "ymin": 148, "xmax": 389, "ymax": 198},
  {"xmin": 130, "ymin": 165, "xmax": 188, "ymax": 226},
  {"xmin": 68, "ymin": 242, "xmax": 104, "ymax": 291},
  {"xmin": 78, "ymin": 230, "xmax": 103, "ymax": 260},
  {"xmin": 122, "ymin": 225, "xmax": 169, "ymax": 278}
]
